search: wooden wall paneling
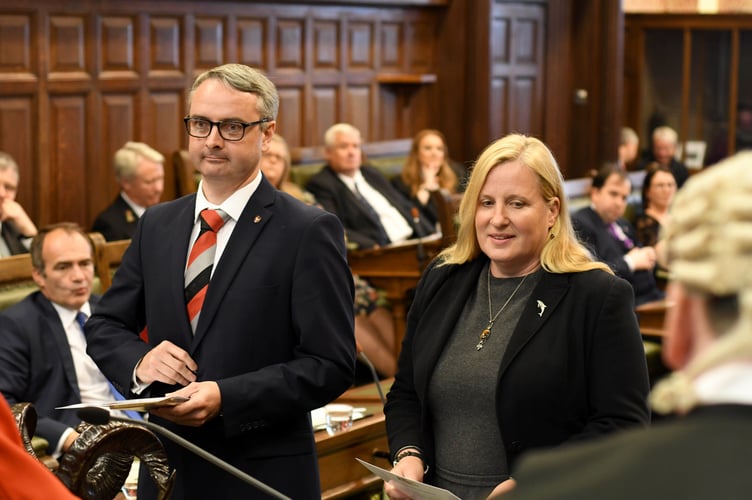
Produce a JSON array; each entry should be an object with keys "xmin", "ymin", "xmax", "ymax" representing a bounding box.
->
[
  {"xmin": 1, "ymin": 1, "xmax": 451, "ymax": 232},
  {"xmin": 435, "ymin": 0, "xmax": 470, "ymax": 164},
  {"xmin": 48, "ymin": 95, "xmax": 87, "ymax": 224},
  {"xmin": 149, "ymin": 91, "xmax": 184, "ymax": 201},
  {"xmin": 542, "ymin": 0, "xmax": 573, "ymax": 176},
  {"xmin": 0, "ymin": 98, "xmax": 36, "ymax": 221},
  {"xmin": 464, "ymin": 1, "xmax": 546, "ymax": 161},
  {"xmin": 508, "ymin": 11, "xmax": 544, "ymax": 137}
]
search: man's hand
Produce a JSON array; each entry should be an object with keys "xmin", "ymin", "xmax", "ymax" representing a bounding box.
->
[
  {"xmin": 626, "ymin": 246, "xmax": 657, "ymax": 271},
  {"xmin": 0, "ymin": 200, "xmax": 37, "ymax": 237},
  {"xmin": 135, "ymin": 340, "xmax": 198, "ymax": 386},
  {"xmin": 62, "ymin": 430, "xmax": 80, "ymax": 452},
  {"xmin": 150, "ymin": 381, "xmax": 221, "ymax": 427}
]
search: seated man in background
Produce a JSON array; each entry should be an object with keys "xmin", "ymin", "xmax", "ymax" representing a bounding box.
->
[
  {"xmin": 306, "ymin": 123, "xmax": 435, "ymax": 249},
  {"xmin": 618, "ymin": 126, "xmax": 640, "ymax": 170},
  {"xmin": 92, "ymin": 141, "xmax": 165, "ymax": 241},
  {"xmin": 0, "ymin": 223, "xmax": 130, "ymax": 458},
  {"xmin": 572, "ymin": 165, "xmax": 664, "ymax": 306},
  {"xmin": 496, "ymin": 151, "xmax": 752, "ymax": 500},
  {"xmin": 639, "ymin": 125, "xmax": 690, "ymax": 188},
  {"xmin": 0, "ymin": 151, "xmax": 37, "ymax": 256},
  {"xmin": 261, "ymin": 134, "xmax": 396, "ymax": 380}
]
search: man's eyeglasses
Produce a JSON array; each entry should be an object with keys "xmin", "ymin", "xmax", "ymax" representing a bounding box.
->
[{"xmin": 183, "ymin": 116, "xmax": 271, "ymax": 141}]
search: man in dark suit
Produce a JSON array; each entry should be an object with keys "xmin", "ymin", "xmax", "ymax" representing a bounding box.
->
[
  {"xmin": 0, "ymin": 223, "xmax": 116, "ymax": 457},
  {"xmin": 496, "ymin": 151, "xmax": 752, "ymax": 500},
  {"xmin": 0, "ymin": 151, "xmax": 37, "ymax": 256},
  {"xmin": 572, "ymin": 165, "xmax": 664, "ymax": 305},
  {"xmin": 85, "ymin": 64, "xmax": 356, "ymax": 499},
  {"xmin": 91, "ymin": 141, "xmax": 165, "ymax": 241},
  {"xmin": 638, "ymin": 125, "xmax": 690, "ymax": 187},
  {"xmin": 305, "ymin": 123, "xmax": 435, "ymax": 249}
]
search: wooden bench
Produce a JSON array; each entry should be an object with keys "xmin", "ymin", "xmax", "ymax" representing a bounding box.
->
[{"xmin": 94, "ymin": 237, "xmax": 131, "ymax": 293}]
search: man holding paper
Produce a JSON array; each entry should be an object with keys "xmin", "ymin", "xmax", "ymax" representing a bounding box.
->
[
  {"xmin": 0, "ymin": 223, "xmax": 125, "ymax": 457},
  {"xmin": 85, "ymin": 64, "xmax": 356, "ymax": 499}
]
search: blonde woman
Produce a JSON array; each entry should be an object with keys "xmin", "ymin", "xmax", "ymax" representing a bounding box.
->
[
  {"xmin": 503, "ymin": 151, "xmax": 752, "ymax": 499},
  {"xmin": 384, "ymin": 134, "xmax": 649, "ymax": 499}
]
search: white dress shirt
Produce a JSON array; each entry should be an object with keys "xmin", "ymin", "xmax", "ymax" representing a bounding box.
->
[{"xmin": 338, "ymin": 171, "xmax": 413, "ymax": 243}]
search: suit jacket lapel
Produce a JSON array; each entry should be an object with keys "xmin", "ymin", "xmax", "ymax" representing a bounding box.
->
[
  {"xmin": 161, "ymin": 197, "xmax": 200, "ymax": 347},
  {"xmin": 37, "ymin": 295, "xmax": 82, "ymax": 399},
  {"xmin": 190, "ymin": 181, "xmax": 275, "ymax": 349},
  {"xmin": 498, "ymin": 272, "xmax": 570, "ymax": 379}
]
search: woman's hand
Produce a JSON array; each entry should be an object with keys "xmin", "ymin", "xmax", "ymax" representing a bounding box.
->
[
  {"xmin": 383, "ymin": 456, "xmax": 425, "ymax": 499},
  {"xmin": 487, "ymin": 477, "xmax": 517, "ymax": 498}
]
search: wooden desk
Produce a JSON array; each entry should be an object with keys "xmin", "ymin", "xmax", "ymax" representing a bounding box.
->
[
  {"xmin": 317, "ymin": 381, "xmax": 393, "ymax": 499},
  {"xmin": 349, "ymin": 238, "xmax": 443, "ymax": 356},
  {"xmin": 636, "ymin": 299, "xmax": 672, "ymax": 339}
]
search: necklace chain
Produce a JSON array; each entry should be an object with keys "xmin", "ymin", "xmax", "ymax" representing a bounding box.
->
[{"xmin": 476, "ymin": 268, "xmax": 528, "ymax": 351}]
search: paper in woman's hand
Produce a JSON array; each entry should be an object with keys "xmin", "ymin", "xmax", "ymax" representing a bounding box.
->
[{"xmin": 355, "ymin": 458, "xmax": 461, "ymax": 500}]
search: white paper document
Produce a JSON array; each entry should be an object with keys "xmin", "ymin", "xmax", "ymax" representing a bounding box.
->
[
  {"xmin": 356, "ymin": 458, "xmax": 461, "ymax": 500},
  {"xmin": 56, "ymin": 395, "xmax": 190, "ymax": 412}
]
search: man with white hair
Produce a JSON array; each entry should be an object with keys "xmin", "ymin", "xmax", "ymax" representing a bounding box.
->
[
  {"xmin": 644, "ymin": 125, "xmax": 690, "ymax": 187},
  {"xmin": 306, "ymin": 123, "xmax": 435, "ymax": 249},
  {"xmin": 91, "ymin": 141, "xmax": 165, "ymax": 241},
  {"xmin": 0, "ymin": 151, "xmax": 37, "ymax": 256},
  {"xmin": 492, "ymin": 151, "xmax": 752, "ymax": 499}
]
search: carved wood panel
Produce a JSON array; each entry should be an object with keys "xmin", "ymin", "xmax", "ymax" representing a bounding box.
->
[{"xmin": 0, "ymin": 1, "xmax": 441, "ymax": 229}]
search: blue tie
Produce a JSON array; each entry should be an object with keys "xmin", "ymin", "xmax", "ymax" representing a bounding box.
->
[{"xmin": 76, "ymin": 312, "xmax": 142, "ymax": 421}]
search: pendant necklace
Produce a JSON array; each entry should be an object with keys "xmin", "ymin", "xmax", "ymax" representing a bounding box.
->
[{"xmin": 476, "ymin": 268, "xmax": 528, "ymax": 351}]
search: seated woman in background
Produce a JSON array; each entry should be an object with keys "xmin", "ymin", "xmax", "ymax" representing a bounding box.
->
[
  {"xmin": 392, "ymin": 129, "xmax": 459, "ymax": 231},
  {"xmin": 260, "ymin": 134, "xmax": 397, "ymax": 380},
  {"xmin": 634, "ymin": 163, "xmax": 677, "ymax": 286},
  {"xmin": 633, "ymin": 163, "xmax": 676, "ymax": 247},
  {"xmin": 260, "ymin": 133, "xmax": 317, "ymax": 205}
]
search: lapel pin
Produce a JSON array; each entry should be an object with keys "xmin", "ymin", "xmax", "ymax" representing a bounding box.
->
[
  {"xmin": 536, "ymin": 300, "xmax": 547, "ymax": 317},
  {"xmin": 254, "ymin": 215, "xmax": 262, "ymax": 223}
]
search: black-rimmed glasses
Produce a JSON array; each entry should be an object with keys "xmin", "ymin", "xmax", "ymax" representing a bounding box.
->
[{"xmin": 183, "ymin": 116, "xmax": 271, "ymax": 141}]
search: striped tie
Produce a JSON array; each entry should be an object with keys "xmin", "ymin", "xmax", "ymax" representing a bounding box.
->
[{"xmin": 184, "ymin": 209, "xmax": 229, "ymax": 332}]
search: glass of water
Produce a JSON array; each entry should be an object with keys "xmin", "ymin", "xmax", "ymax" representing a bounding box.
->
[{"xmin": 324, "ymin": 404, "xmax": 354, "ymax": 435}]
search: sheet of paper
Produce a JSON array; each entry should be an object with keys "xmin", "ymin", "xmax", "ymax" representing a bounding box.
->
[
  {"xmin": 56, "ymin": 396, "xmax": 190, "ymax": 412},
  {"xmin": 356, "ymin": 458, "xmax": 461, "ymax": 500}
]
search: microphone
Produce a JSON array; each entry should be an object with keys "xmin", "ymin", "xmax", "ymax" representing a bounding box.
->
[
  {"xmin": 77, "ymin": 407, "xmax": 291, "ymax": 500},
  {"xmin": 410, "ymin": 207, "xmax": 427, "ymax": 269},
  {"xmin": 356, "ymin": 349, "xmax": 387, "ymax": 407}
]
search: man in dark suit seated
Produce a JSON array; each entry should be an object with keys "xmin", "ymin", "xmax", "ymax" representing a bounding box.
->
[
  {"xmin": 638, "ymin": 125, "xmax": 690, "ymax": 188},
  {"xmin": 0, "ymin": 223, "xmax": 130, "ymax": 458},
  {"xmin": 305, "ymin": 123, "xmax": 435, "ymax": 250},
  {"xmin": 0, "ymin": 151, "xmax": 37, "ymax": 256},
  {"xmin": 91, "ymin": 141, "xmax": 165, "ymax": 241},
  {"xmin": 572, "ymin": 165, "xmax": 664, "ymax": 306},
  {"xmin": 493, "ymin": 151, "xmax": 752, "ymax": 500}
]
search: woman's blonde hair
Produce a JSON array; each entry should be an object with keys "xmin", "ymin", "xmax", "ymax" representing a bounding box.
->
[
  {"xmin": 438, "ymin": 133, "xmax": 610, "ymax": 274},
  {"xmin": 400, "ymin": 129, "xmax": 458, "ymax": 197}
]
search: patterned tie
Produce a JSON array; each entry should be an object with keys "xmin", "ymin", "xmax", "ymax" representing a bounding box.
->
[
  {"xmin": 76, "ymin": 312, "xmax": 142, "ymax": 420},
  {"xmin": 184, "ymin": 208, "xmax": 229, "ymax": 332},
  {"xmin": 608, "ymin": 222, "xmax": 635, "ymax": 250}
]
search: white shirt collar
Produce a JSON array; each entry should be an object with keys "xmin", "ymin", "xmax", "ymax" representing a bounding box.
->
[
  {"xmin": 694, "ymin": 362, "xmax": 752, "ymax": 406},
  {"xmin": 194, "ymin": 173, "xmax": 262, "ymax": 223},
  {"xmin": 52, "ymin": 301, "xmax": 92, "ymax": 327},
  {"xmin": 120, "ymin": 192, "xmax": 146, "ymax": 217},
  {"xmin": 336, "ymin": 170, "xmax": 363, "ymax": 193}
]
